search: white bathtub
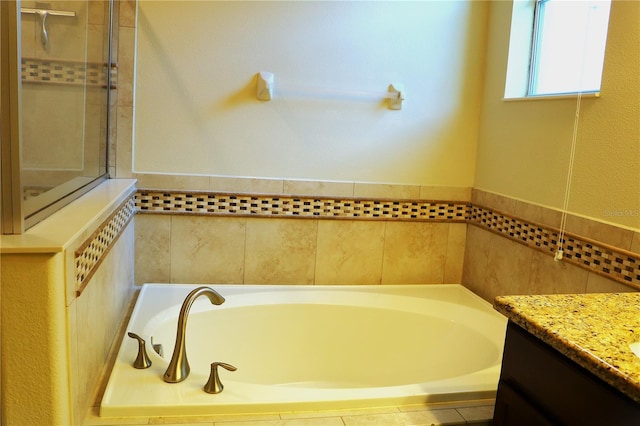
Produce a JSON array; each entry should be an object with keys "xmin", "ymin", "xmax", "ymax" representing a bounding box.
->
[{"xmin": 101, "ymin": 284, "xmax": 507, "ymax": 417}]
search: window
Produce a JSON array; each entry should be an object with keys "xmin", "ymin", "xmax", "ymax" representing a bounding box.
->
[{"xmin": 528, "ymin": 0, "xmax": 611, "ymax": 96}]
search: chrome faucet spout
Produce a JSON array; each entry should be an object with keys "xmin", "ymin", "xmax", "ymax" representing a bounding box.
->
[{"xmin": 163, "ymin": 286, "xmax": 225, "ymax": 383}]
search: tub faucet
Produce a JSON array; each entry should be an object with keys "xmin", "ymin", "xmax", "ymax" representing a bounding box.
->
[{"xmin": 163, "ymin": 286, "xmax": 225, "ymax": 383}]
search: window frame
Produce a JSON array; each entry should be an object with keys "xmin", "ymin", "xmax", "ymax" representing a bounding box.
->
[{"xmin": 526, "ymin": 0, "xmax": 610, "ymax": 98}]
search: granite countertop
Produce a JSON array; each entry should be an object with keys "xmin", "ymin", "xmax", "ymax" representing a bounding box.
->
[{"xmin": 494, "ymin": 292, "xmax": 640, "ymax": 404}]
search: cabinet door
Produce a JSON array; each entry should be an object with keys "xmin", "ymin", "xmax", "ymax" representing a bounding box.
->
[
  {"xmin": 495, "ymin": 322, "xmax": 640, "ymax": 426},
  {"xmin": 493, "ymin": 381, "xmax": 555, "ymax": 426}
]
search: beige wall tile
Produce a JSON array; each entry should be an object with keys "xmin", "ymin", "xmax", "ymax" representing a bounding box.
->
[
  {"xmin": 630, "ymin": 232, "xmax": 640, "ymax": 254},
  {"xmin": 419, "ymin": 186, "xmax": 472, "ymax": 201},
  {"xmin": 472, "ymin": 189, "xmax": 517, "ymax": 215},
  {"xmin": 119, "ymin": 0, "xmax": 137, "ymax": 28},
  {"xmin": 135, "ymin": 214, "xmax": 171, "ymax": 284},
  {"xmin": 74, "ymin": 226, "xmax": 134, "ymax": 425},
  {"xmin": 462, "ymin": 225, "xmax": 492, "ymax": 298},
  {"xmin": 444, "ymin": 223, "xmax": 467, "ymax": 283},
  {"xmin": 528, "ymin": 250, "xmax": 589, "ymax": 294},
  {"xmin": 564, "ymin": 214, "xmax": 635, "ymax": 250},
  {"xmin": 283, "ymin": 180, "xmax": 354, "ymax": 198},
  {"xmin": 116, "ymin": 106, "xmax": 133, "ymax": 178},
  {"xmin": 586, "ymin": 273, "xmax": 639, "ymax": 293},
  {"xmin": 244, "ymin": 218, "xmax": 318, "ymax": 284},
  {"xmin": 484, "ymin": 233, "xmax": 533, "ymax": 300},
  {"xmin": 117, "ymin": 26, "xmax": 136, "ymax": 107},
  {"xmin": 209, "ymin": 176, "xmax": 283, "ymax": 194},
  {"xmin": 381, "ymin": 222, "xmax": 449, "ymax": 284},
  {"xmin": 315, "ymin": 220, "xmax": 385, "ymax": 284},
  {"xmin": 134, "ymin": 173, "xmax": 209, "ymax": 191},
  {"xmin": 170, "ymin": 216, "xmax": 246, "ymax": 284},
  {"xmin": 513, "ymin": 199, "xmax": 562, "ymax": 229},
  {"xmin": 353, "ymin": 183, "xmax": 421, "ymax": 200}
]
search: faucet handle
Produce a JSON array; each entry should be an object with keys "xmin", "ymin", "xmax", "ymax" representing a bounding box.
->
[
  {"xmin": 204, "ymin": 362, "xmax": 237, "ymax": 394},
  {"xmin": 127, "ymin": 332, "xmax": 152, "ymax": 369}
]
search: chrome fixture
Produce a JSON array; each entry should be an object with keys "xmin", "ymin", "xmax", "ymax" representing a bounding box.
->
[
  {"xmin": 204, "ymin": 362, "xmax": 237, "ymax": 394},
  {"xmin": 163, "ymin": 286, "xmax": 225, "ymax": 383},
  {"xmin": 127, "ymin": 332, "xmax": 152, "ymax": 369}
]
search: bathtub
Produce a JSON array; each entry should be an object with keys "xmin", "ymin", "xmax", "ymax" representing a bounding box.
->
[{"xmin": 100, "ymin": 284, "xmax": 507, "ymax": 417}]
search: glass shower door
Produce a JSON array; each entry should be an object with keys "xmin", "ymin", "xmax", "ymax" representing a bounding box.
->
[{"xmin": 1, "ymin": 0, "xmax": 113, "ymax": 232}]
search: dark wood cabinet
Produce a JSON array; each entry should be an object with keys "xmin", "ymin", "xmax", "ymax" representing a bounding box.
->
[{"xmin": 493, "ymin": 322, "xmax": 640, "ymax": 426}]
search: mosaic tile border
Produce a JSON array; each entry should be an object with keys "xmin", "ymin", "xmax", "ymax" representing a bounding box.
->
[
  {"xmin": 74, "ymin": 189, "xmax": 638, "ymax": 293},
  {"xmin": 470, "ymin": 205, "xmax": 640, "ymax": 289},
  {"xmin": 74, "ymin": 194, "xmax": 136, "ymax": 295},
  {"xmin": 135, "ymin": 190, "xmax": 470, "ymax": 222},
  {"xmin": 21, "ymin": 57, "xmax": 116, "ymax": 88}
]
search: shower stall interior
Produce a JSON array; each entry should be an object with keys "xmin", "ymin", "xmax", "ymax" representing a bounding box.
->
[{"xmin": 1, "ymin": 0, "xmax": 114, "ymax": 233}]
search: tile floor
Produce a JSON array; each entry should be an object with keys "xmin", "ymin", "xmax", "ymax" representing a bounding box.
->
[{"xmin": 85, "ymin": 400, "xmax": 494, "ymax": 426}]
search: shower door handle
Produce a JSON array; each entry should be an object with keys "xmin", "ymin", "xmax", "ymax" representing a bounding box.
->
[{"xmin": 37, "ymin": 11, "xmax": 49, "ymax": 48}]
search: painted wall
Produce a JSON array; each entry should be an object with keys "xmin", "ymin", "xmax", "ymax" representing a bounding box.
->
[
  {"xmin": 133, "ymin": 0, "xmax": 489, "ymax": 186},
  {"xmin": 474, "ymin": 0, "xmax": 640, "ymax": 230}
]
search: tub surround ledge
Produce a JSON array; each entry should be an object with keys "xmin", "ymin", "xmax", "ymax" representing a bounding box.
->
[
  {"xmin": 494, "ymin": 292, "xmax": 640, "ymax": 403},
  {"xmin": 0, "ymin": 179, "xmax": 137, "ymax": 254}
]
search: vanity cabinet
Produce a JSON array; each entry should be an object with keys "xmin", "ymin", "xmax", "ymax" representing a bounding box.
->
[{"xmin": 493, "ymin": 322, "xmax": 640, "ymax": 426}]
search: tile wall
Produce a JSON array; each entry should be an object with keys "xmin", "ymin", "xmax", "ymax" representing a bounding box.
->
[
  {"xmin": 463, "ymin": 189, "xmax": 640, "ymax": 302},
  {"xmin": 65, "ymin": 188, "xmax": 136, "ymax": 425},
  {"xmin": 69, "ymin": 222, "xmax": 134, "ymax": 425},
  {"xmin": 134, "ymin": 179, "xmax": 470, "ymax": 287},
  {"xmin": 133, "ymin": 178, "xmax": 639, "ymax": 303}
]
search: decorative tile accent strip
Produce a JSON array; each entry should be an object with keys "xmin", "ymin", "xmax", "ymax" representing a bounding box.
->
[
  {"xmin": 74, "ymin": 195, "xmax": 136, "ymax": 295},
  {"xmin": 21, "ymin": 57, "xmax": 116, "ymax": 88},
  {"xmin": 135, "ymin": 191, "xmax": 470, "ymax": 222},
  {"xmin": 470, "ymin": 205, "xmax": 640, "ymax": 288}
]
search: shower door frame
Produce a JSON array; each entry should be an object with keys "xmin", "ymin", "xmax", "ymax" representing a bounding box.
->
[
  {"xmin": 1, "ymin": 0, "xmax": 24, "ymax": 234},
  {"xmin": 0, "ymin": 0, "xmax": 113, "ymax": 234}
]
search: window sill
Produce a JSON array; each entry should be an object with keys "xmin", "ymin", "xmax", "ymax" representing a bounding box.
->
[{"xmin": 503, "ymin": 92, "xmax": 600, "ymax": 102}]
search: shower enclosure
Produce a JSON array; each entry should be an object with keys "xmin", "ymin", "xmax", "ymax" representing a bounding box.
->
[{"xmin": 1, "ymin": 0, "xmax": 114, "ymax": 233}]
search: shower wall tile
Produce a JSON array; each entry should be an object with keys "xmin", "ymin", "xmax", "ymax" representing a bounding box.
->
[
  {"xmin": 419, "ymin": 186, "xmax": 472, "ymax": 202},
  {"xmin": 284, "ymin": 180, "xmax": 355, "ymax": 198},
  {"xmin": 353, "ymin": 183, "xmax": 421, "ymax": 200},
  {"xmin": 88, "ymin": 0, "xmax": 106, "ymax": 25},
  {"xmin": 244, "ymin": 218, "xmax": 318, "ymax": 284},
  {"xmin": 135, "ymin": 214, "xmax": 171, "ymax": 284},
  {"xmin": 444, "ymin": 223, "xmax": 467, "ymax": 283},
  {"xmin": 120, "ymin": 0, "xmax": 138, "ymax": 28},
  {"xmin": 381, "ymin": 222, "xmax": 449, "ymax": 284},
  {"xmin": 528, "ymin": 250, "xmax": 588, "ymax": 294},
  {"xmin": 170, "ymin": 216, "xmax": 246, "ymax": 284},
  {"xmin": 209, "ymin": 176, "xmax": 284, "ymax": 194},
  {"xmin": 315, "ymin": 220, "xmax": 385, "ymax": 285},
  {"xmin": 115, "ymin": 106, "xmax": 134, "ymax": 178},
  {"xmin": 117, "ymin": 26, "xmax": 136, "ymax": 108},
  {"xmin": 20, "ymin": 10, "xmax": 37, "ymax": 58}
]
